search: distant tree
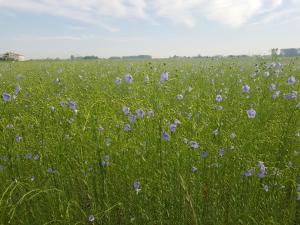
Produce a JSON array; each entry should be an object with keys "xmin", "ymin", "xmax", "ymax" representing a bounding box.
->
[{"xmin": 271, "ymin": 48, "xmax": 279, "ymax": 61}]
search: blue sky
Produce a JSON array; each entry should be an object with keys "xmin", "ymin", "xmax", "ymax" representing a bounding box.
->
[{"xmin": 0, "ymin": 0, "xmax": 300, "ymax": 59}]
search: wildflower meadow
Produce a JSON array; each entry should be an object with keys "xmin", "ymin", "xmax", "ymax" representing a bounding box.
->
[{"xmin": 0, "ymin": 58, "xmax": 299, "ymax": 225}]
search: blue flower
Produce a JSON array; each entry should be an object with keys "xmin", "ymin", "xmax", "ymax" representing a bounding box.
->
[
  {"xmin": 244, "ymin": 169, "xmax": 253, "ymax": 177},
  {"xmin": 160, "ymin": 72, "xmax": 169, "ymax": 83},
  {"xmin": 270, "ymin": 83, "xmax": 276, "ymax": 91},
  {"xmin": 169, "ymin": 124, "xmax": 177, "ymax": 132},
  {"xmin": 124, "ymin": 124, "xmax": 131, "ymax": 132},
  {"xmin": 136, "ymin": 109, "xmax": 144, "ymax": 118},
  {"xmin": 247, "ymin": 108, "xmax": 256, "ymax": 119},
  {"xmin": 288, "ymin": 76, "xmax": 296, "ymax": 85},
  {"xmin": 24, "ymin": 153, "xmax": 32, "ymax": 159},
  {"xmin": 272, "ymin": 90, "xmax": 280, "ymax": 99},
  {"xmin": 147, "ymin": 110, "xmax": 154, "ymax": 117},
  {"xmin": 129, "ymin": 115, "xmax": 135, "ymax": 123},
  {"xmin": 216, "ymin": 94, "xmax": 222, "ymax": 102},
  {"xmin": 124, "ymin": 74, "xmax": 133, "ymax": 84},
  {"xmin": 123, "ymin": 106, "xmax": 130, "ymax": 115},
  {"xmin": 144, "ymin": 75, "xmax": 150, "ymax": 82},
  {"xmin": 34, "ymin": 153, "xmax": 39, "ymax": 161},
  {"xmin": 68, "ymin": 101, "xmax": 76, "ymax": 110},
  {"xmin": 242, "ymin": 85, "xmax": 250, "ymax": 93},
  {"xmin": 2, "ymin": 92, "xmax": 11, "ymax": 102},
  {"xmin": 257, "ymin": 161, "xmax": 266, "ymax": 178},
  {"xmin": 219, "ymin": 148, "xmax": 225, "ymax": 156},
  {"xmin": 161, "ymin": 131, "xmax": 170, "ymax": 141},
  {"xmin": 15, "ymin": 135, "xmax": 21, "ymax": 142},
  {"xmin": 115, "ymin": 77, "xmax": 122, "ymax": 85},
  {"xmin": 16, "ymin": 84, "xmax": 21, "ymax": 94},
  {"xmin": 98, "ymin": 127, "xmax": 103, "ymax": 132},
  {"xmin": 201, "ymin": 151, "xmax": 208, "ymax": 159},
  {"xmin": 133, "ymin": 180, "xmax": 141, "ymax": 194},
  {"xmin": 285, "ymin": 91, "xmax": 298, "ymax": 99},
  {"xmin": 190, "ymin": 141, "xmax": 199, "ymax": 149}
]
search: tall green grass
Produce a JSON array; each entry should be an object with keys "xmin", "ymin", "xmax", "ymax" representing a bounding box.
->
[{"xmin": 0, "ymin": 58, "xmax": 299, "ymax": 225}]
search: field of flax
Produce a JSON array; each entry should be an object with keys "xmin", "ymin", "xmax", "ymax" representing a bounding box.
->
[{"xmin": 0, "ymin": 58, "xmax": 299, "ymax": 225}]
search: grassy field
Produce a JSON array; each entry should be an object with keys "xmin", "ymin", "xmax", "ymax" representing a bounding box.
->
[{"xmin": 0, "ymin": 57, "xmax": 299, "ymax": 225}]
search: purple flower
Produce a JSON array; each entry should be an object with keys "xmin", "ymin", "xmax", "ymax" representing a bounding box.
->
[
  {"xmin": 136, "ymin": 109, "xmax": 144, "ymax": 118},
  {"xmin": 247, "ymin": 108, "xmax": 256, "ymax": 119},
  {"xmin": 68, "ymin": 101, "xmax": 76, "ymax": 110},
  {"xmin": 285, "ymin": 91, "xmax": 298, "ymax": 99},
  {"xmin": 288, "ymin": 76, "xmax": 296, "ymax": 85},
  {"xmin": 244, "ymin": 169, "xmax": 253, "ymax": 177},
  {"xmin": 124, "ymin": 124, "xmax": 131, "ymax": 132},
  {"xmin": 160, "ymin": 72, "xmax": 169, "ymax": 83},
  {"xmin": 144, "ymin": 75, "xmax": 149, "ymax": 82},
  {"xmin": 115, "ymin": 77, "xmax": 121, "ymax": 85},
  {"xmin": 2, "ymin": 92, "xmax": 11, "ymax": 102},
  {"xmin": 98, "ymin": 127, "xmax": 103, "ymax": 132},
  {"xmin": 147, "ymin": 110, "xmax": 154, "ymax": 117},
  {"xmin": 161, "ymin": 131, "xmax": 170, "ymax": 141},
  {"xmin": 242, "ymin": 85, "xmax": 250, "ymax": 93},
  {"xmin": 257, "ymin": 161, "xmax": 266, "ymax": 178},
  {"xmin": 297, "ymin": 185, "xmax": 300, "ymax": 191},
  {"xmin": 129, "ymin": 115, "xmax": 135, "ymax": 123},
  {"xmin": 201, "ymin": 151, "xmax": 208, "ymax": 159},
  {"xmin": 124, "ymin": 74, "xmax": 133, "ymax": 84},
  {"xmin": 123, "ymin": 106, "xmax": 130, "ymax": 115},
  {"xmin": 48, "ymin": 167, "xmax": 54, "ymax": 174},
  {"xmin": 15, "ymin": 135, "xmax": 21, "ymax": 142},
  {"xmin": 219, "ymin": 148, "xmax": 225, "ymax": 156},
  {"xmin": 272, "ymin": 91, "xmax": 280, "ymax": 99},
  {"xmin": 190, "ymin": 141, "xmax": 199, "ymax": 149},
  {"xmin": 174, "ymin": 119, "xmax": 181, "ymax": 125},
  {"xmin": 255, "ymin": 65, "xmax": 260, "ymax": 73},
  {"xmin": 16, "ymin": 84, "xmax": 21, "ymax": 94},
  {"xmin": 34, "ymin": 153, "xmax": 39, "ymax": 161},
  {"xmin": 270, "ymin": 83, "xmax": 276, "ymax": 91},
  {"xmin": 169, "ymin": 124, "xmax": 177, "ymax": 132},
  {"xmin": 133, "ymin": 180, "xmax": 141, "ymax": 194},
  {"xmin": 24, "ymin": 153, "xmax": 32, "ymax": 159},
  {"xmin": 216, "ymin": 94, "xmax": 222, "ymax": 102}
]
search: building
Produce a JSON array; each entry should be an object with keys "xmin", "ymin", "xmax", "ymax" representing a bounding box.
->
[{"xmin": 1, "ymin": 52, "xmax": 25, "ymax": 61}]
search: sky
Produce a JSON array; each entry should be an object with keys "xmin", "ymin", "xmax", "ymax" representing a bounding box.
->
[{"xmin": 0, "ymin": 0, "xmax": 300, "ymax": 59}]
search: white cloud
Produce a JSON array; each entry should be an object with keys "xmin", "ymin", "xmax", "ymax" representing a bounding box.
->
[{"xmin": 0, "ymin": 0, "xmax": 298, "ymax": 30}]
